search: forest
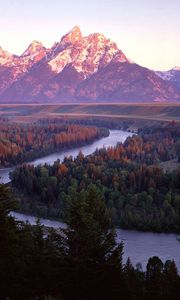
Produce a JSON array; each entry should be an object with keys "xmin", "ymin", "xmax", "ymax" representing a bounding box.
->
[
  {"xmin": 0, "ymin": 121, "xmax": 108, "ymax": 167},
  {"xmin": 11, "ymin": 123, "xmax": 180, "ymax": 232},
  {"xmin": 0, "ymin": 183, "xmax": 180, "ymax": 300}
]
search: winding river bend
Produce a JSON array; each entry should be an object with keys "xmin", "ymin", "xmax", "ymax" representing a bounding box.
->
[
  {"xmin": 0, "ymin": 130, "xmax": 131, "ymax": 184},
  {"xmin": 0, "ymin": 130, "xmax": 180, "ymax": 271}
]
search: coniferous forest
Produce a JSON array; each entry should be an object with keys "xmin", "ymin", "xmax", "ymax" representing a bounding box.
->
[
  {"xmin": 0, "ymin": 0, "xmax": 180, "ymax": 298},
  {"xmin": 11, "ymin": 123, "xmax": 180, "ymax": 232},
  {"xmin": 0, "ymin": 183, "xmax": 180, "ymax": 300},
  {"xmin": 0, "ymin": 119, "xmax": 180, "ymax": 299}
]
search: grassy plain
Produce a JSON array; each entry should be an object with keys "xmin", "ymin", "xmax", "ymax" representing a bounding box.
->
[{"xmin": 0, "ymin": 102, "xmax": 180, "ymax": 123}]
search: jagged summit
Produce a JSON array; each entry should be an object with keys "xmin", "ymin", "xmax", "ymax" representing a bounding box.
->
[
  {"xmin": 0, "ymin": 46, "xmax": 12, "ymax": 56},
  {"xmin": 0, "ymin": 26, "xmax": 179, "ymax": 103},
  {"xmin": 48, "ymin": 26, "xmax": 129, "ymax": 77},
  {"xmin": 155, "ymin": 66, "xmax": 180, "ymax": 89},
  {"xmin": 0, "ymin": 46, "xmax": 14, "ymax": 67},
  {"xmin": 60, "ymin": 25, "xmax": 82, "ymax": 45},
  {"xmin": 22, "ymin": 40, "xmax": 45, "ymax": 57},
  {"xmin": 70, "ymin": 25, "xmax": 81, "ymax": 33}
]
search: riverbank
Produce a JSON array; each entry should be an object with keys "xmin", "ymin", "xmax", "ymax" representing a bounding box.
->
[
  {"xmin": 0, "ymin": 130, "xmax": 109, "ymax": 170},
  {"xmin": 0, "ymin": 123, "xmax": 109, "ymax": 169},
  {"xmin": 10, "ymin": 211, "xmax": 180, "ymax": 272},
  {"xmin": 9, "ymin": 126, "xmax": 180, "ymax": 234},
  {"xmin": 3, "ymin": 125, "xmax": 179, "ymax": 272},
  {"xmin": 11, "ymin": 185, "xmax": 180, "ymax": 234},
  {"xmin": 0, "ymin": 130, "xmax": 133, "ymax": 184}
]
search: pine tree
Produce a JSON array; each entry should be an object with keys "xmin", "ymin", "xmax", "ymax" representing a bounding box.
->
[
  {"xmin": 0, "ymin": 184, "xmax": 20, "ymax": 298},
  {"xmin": 163, "ymin": 260, "xmax": 180, "ymax": 300},
  {"xmin": 146, "ymin": 256, "xmax": 164, "ymax": 300},
  {"xmin": 60, "ymin": 184, "xmax": 123, "ymax": 300}
]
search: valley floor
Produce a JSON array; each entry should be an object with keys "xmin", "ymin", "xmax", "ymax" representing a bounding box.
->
[{"xmin": 0, "ymin": 102, "xmax": 180, "ymax": 123}]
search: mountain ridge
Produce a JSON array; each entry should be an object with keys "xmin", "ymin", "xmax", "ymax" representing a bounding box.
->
[
  {"xmin": 155, "ymin": 67, "xmax": 180, "ymax": 89},
  {"xmin": 0, "ymin": 26, "xmax": 179, "ymax": 103}
]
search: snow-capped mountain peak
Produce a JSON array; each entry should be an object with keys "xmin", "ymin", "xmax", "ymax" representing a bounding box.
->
[
  {"xmin": 0, "ymin": 46, "xmax": 15, "ymax": 66},
  {"xmin": 0, "ymin": 26, "xmax": 179, "ymax": 103},
  {"xmin": 155, "ymin": 66, "xmax": 180, "ymax": 89},
  {"xmin": 60, "ymin": 25, "xmax": 82, "ymax": 45},
  {"xmin": 22, "ymin": 40, "xmax": 45, "ymax": 57},
  {"xmin": 47, "ymin": 28, "xmax": 130, "ymax": 78},
  {"xmin": 19, "ymin": 40, "xmax": 49, "ymax": 68},
  {"xmin": 0, "ymin": 46, "xmax": 13, "ymax": 57}
]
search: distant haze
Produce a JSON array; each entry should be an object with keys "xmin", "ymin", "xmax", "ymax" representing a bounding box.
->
[{"xmin": 0, "ymin": 0, "xmax": 179, "ymax": 71}]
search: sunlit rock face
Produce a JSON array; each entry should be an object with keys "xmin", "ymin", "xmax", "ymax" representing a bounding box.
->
[{"xmin": 0, "ymin": 26, "xmax": 179, "ymax": 103}]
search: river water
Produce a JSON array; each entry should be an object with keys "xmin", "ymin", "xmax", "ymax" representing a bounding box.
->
[
  {"xmin": 0, "ymin": 130, "xmax": 131, "ymax": 184},
  {"xmin": 11, "ymin": 211, "xmax": 180, "ymax": 271},
  {"xmin": 1, "ymin": 130, "xmax": 180, "ymax": 271}
]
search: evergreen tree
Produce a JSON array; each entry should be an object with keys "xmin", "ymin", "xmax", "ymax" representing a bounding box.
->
[
  {"xmin": 1, "ymin": 183, "xmax": 180, "ymax": 299},
  {"xmin": 163, "ymin": 260, "xmax": 180, "ymax": 300},
  {"xmin": 0, "ymin": 184, "xmax": 21, "ymax": 298},
  {"xmin": 60, "ymin": 184, "xmax": 123, "ymax": 300},
  {"xmin": 146, "ymin": 256, "xmax": 164, "ymax": 300}
]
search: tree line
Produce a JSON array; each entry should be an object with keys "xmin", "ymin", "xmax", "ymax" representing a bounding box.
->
[
  {"xmin": 0, "ymin": 183, "xmax": 180, "ymax": 300},
  {"xmin": 11, "ymin": 124, "xmax": 180, "ymax": 232},
  {"xmin": 0, "ymin": 122, "xmax": 108, "ymax": 167}
]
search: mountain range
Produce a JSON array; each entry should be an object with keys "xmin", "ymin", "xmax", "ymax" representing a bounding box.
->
[{"xmin": 0, "ymin": 26, "xmax": 179, "ymax": 103}]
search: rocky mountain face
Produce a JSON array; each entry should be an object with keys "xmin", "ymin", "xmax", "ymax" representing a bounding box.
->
[
  {"xmin": 0, "ymin": 26, "xmax": 179, "ymax": 103},
  {"xmin": 0, "ymin": 41, "xmax": 48, "ymax": 95},
  {"xmin": 156, "ymin": 67, "xmax": 180, "ymax": 90}
]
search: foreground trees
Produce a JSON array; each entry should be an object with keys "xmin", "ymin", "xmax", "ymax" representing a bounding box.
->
[
  {"xmin": 61, "ymin": 185, "xmax": 123, "ymax": 299},
  {"xmin": 0, "ymin": 183, "xmax": 180, "ymax": 299}
]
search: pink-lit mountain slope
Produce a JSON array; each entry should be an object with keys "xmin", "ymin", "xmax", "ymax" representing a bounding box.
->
[
  {"xmin": 156, "ymin": 67, "xmax": 180, "ymax": 90},
  {"xmin": 0, "ymin": 26, "xmax": 179, "ymax": 103}
]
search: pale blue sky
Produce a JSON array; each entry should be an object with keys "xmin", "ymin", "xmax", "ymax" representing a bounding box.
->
[{"xmin": 0, "ymin": 0, "xmax": 179, "ymax": 70}]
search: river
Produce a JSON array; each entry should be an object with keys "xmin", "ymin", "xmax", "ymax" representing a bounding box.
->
[
  {"xmin": 11, "ymin": 211, "xmax": 180, "ymax": 271},
  {"xmin": 1, "ymin": 130, "xmax": 180, "ymax": 271},
  {"xmin": 0, "ymin": 130, "xmax": 132, "ymax": 184}
]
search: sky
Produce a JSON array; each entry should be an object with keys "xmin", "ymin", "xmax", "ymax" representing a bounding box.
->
[{"xmin": 0, "ymin": 0, "xmax": 179, "ymax": 71}]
